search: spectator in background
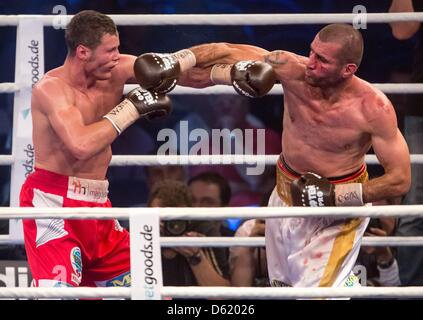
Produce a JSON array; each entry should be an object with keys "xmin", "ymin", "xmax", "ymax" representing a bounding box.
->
[
  {"xmin": 356, "ymin": 217, "xmax": 401, "ymax": 286},
  {"xmin": 389, "ymin": 0, "xmax": 423, "ymax": 286},
  {"xmin": 146, "ymin": 164, "xmax": 186, "ymax": 191},
  {"xmin": 229, "ymin": 189, "xmax": 274, "ymax": 287},
  {"xmin": 188, "ymin": 171, "xmax": 231, "ymax": 207},
  {"xmin": 148, "ymin": 179, "xmax": 230, "ymax": 287},
  {"xmin": 230, "ymin": 219, "xmax": 269, "ymax": 287},
  {"xmin": 189, "ymin": 95, "xmax": 281, "ymax": 207},
  {"xmin": 188, "ymin": 171, "xmax": 235, "ymax": 236}
]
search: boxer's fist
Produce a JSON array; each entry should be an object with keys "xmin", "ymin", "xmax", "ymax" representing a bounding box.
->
[
  {"xmin": 134, "ymin": 49, "xmax": 196, "ymax": 93},
  {"xmin": 231, "ymin": 61, "xmax": 276, "ymax": 97},
  {"xmin": 125, "ymin": 87, "xmax": 172, "ymax": 121},
  {"xmin": 291, "ymin": 172, "xmax": 335, "ymax": 207},
  {"xmin": 134, "ymin": 53, "xmax": 180, "ymax": 93},
  {"xmin": 104, "ymin": 87, "xmax": 171, "ymax": 134},
  {"xmin": 291, "ymin": 172, "xmax": 364, "ymax": 207}
]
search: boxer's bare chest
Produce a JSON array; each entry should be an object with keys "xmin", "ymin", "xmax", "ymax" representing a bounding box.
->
[
  {"xmin": 72, "ymin": 83, "xmax": 123, "ymax": 124},
  {"xmin": 283, "ymin": 87, "xmax": 369, "ymax": 152}
]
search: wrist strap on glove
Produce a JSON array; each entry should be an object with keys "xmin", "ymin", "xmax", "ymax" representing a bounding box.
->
[
  {"xmin": 210, "ymin": 64, "xmax": 232, "ymax": 85},
  {"xmin": 171, "ymin": 49, "xmax": 196, "ymax": 72},
  {"xmin": 334, "ymin": 183, "xmax": 364, "ymax": 206},
  {"xmin": 103, "ymin": 100, "xmax": 139, "ymax": 135}
]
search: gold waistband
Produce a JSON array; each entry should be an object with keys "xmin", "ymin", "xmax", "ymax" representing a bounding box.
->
[{"xmin": 276, "ymin": 159, "xmax": 369, "ymax": 206}]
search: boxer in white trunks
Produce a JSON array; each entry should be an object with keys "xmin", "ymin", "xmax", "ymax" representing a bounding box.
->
[{"xmin": 133, "ymin": 23, "xmax": 411, "ymax": 287}]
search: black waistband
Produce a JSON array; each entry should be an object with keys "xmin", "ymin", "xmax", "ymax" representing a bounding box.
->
[{"xmin": 280, "ymin": 155, "xmax": 363, "ymax": 182}]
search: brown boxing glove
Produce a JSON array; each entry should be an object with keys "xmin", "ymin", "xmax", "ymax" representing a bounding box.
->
[
  {"xmin": 104, "ymin": 87, "xmax": 172, "ymax": 134},
  {"xmin": 291, "ymin": 172, "xmax": 364, "ymax": 207},
  {"xmin": 134, "ymin": 50, "xmax": 196, "ymax": 93},
  {"xmin": 230, "ymin": 61, "xmax": 276, "ymax": 97}
]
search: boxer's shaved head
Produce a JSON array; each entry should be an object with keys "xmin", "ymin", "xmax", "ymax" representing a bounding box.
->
[{"xmin": 318, "ymin": 24, "xmax": 363, "ymax": 67}]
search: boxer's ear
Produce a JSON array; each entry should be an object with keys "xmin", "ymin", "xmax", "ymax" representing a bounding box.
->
[
  {"xmin": 342, "ymin": 63, "xmax": 357, "ymax": 78},
  {"xmin": 75, "ymin": 44, "xmax": 91, "ymax": 62}
]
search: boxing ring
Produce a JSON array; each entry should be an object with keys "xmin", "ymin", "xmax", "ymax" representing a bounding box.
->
[{"xmin": 1, "ymin": 11, "xmax": 423, "ymax": 299}]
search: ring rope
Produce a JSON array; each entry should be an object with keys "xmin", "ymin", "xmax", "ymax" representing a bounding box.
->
[
  {"xmin": 3, "ymin": 83, "xmax": 423, "ymax": 94},
  {"xmin": 1, "ymin": 12, "xmax": 423, "ymax": 26},
  {"xmin": 1, "ymin": 286, "xmax": 423, "ymax": 299},
  {"xmin": 1, "ymin": 235, "xmax": 422, "ymax": 247},
  {"xmin": 124, "ymin": 83, "xmax": 423, "ymax": 95},
  {"xmin": 0, "ymin": 82, "xmax": 19, "ymax": 93},
  {"xmin": 164, "ymin": 286, "xmax": 423, "ymax": 299},
  {"xmin": 160, "ymin": 236, "xmax": 423, "ymax": 248},
  {"xmin": 0, "ymin": 205, "xmax": 422, "ymax": 220},
  {"xmin": 0, "ymin": 155, "xmax": 13, "ymax": 165},
  {"xmin": 108, "ymin": 154, "xmax": 423, "ymax": 166},
  {"xmin": 1, "ymin": 154, "xmax": 423, "ymax": 166},
  {"xmin": 0, "ymin": 287, "xmax": 130, "ymax": 299}
]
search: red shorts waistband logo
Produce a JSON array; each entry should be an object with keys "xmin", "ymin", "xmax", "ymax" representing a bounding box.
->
[{"xmin": 67, "ymin": 176, "xmax": 109, "ymax": 203}]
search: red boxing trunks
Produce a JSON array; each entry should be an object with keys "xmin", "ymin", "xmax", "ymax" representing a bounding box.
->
[{"xmin": 20, "ymin": 168, "xmax": 130, "ymax": 287}]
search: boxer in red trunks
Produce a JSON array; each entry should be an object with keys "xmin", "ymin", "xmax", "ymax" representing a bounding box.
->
[
  {"xmin": 20, "ymin": 10, "xmax": 174, "ymax": 287},
  {"xmin": 21, "ymin": 169, "xmax": 129, "ymax": 287}
]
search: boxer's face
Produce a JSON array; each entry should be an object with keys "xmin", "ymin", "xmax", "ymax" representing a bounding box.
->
[
  {"xmin": 85, "ymin": 33, "xmax": 120, "ymax": 80},
  {"xmin": 305, "ymin": 36, "xmax": 344, "ymax": 88}
]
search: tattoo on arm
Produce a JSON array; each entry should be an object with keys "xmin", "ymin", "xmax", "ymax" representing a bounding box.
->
[{"xmin": 265, "ymin": 50, "xmax": 289, "ymax": 65}]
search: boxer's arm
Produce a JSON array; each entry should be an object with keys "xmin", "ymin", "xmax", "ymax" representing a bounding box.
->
[
  {"xmin": 177, "ymin": 43, "xmax": 269, "ymax": 87},
  {"xmin": 264, "ymin": 50, "xmax": 308, "ymax": 82},
  {"xmin": 190, "ymin": 43, "xmax": 269, "ymax": 67},
  {"xmin": 177, "ymin": 66, "xmax": 214, "ymax": 88},
  {"xmin": 117, "ymin": 54, "xmax": 137, "ymax": 83},
  {"xmin": 185, "ymin": 45, "xmax": 307, "ymax": 85},
  {"xmin": 33, "ymin": 79, "xmax": 119, "ymax": 160},
  {"xmin": 362, "ymin": 99, "xmax": 411, "ymax": 203},
  {"xmin": 389, "ymin": 0, "xmax": 420, "ymax": 40}
]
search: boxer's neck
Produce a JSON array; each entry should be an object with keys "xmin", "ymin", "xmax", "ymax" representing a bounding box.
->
[
  {"xmin": 63, "ymin": 57, "xmax": 97, "ymax": 91},
  {"xmin": 319, "ymin": 75, "xmax": 355, "ymax": 103}
]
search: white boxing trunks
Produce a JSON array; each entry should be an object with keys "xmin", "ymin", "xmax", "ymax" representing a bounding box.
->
[{"xmin": 266, "ymin": 156, "xmax": 370, "ymax": 287}]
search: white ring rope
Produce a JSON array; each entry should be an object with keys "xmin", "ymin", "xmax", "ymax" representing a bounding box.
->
[
  {"xmin": 2, "ymin": 83, "xmax": 423, "ymax": 95},
  {"xmin": 0, "ymin": 287, "xmax": 130, "ymax": 299},
  {"xmin": 1, "ymin": 154, "xmax": 423, "ymax": 166},
  {"xmin": 0, "ymin": 155, "xmax": 13, "ymax": 165},
  {"xmin": 0, "ymin": 82, "xmax": 19, "ymax": 93},
  {"xmin": 1, "ymin": 286, "xmax": 423, "ymax": 299},
  {"xmin": 109, "ymin": 154, "xmax": 423, "ymax": 166},
  {"xmin": 160, "ymin": 236, "xmax": 423, "ymax": 248},
  {"xmin": 163, "ymin": 286, "xmax": 423, "ymax": 299},
  {"xmin": 1, "ymin": 12, "xmax": 423, "ymax": 26},
  {"xmin": 125, "ymin": 83, "xmax": 423, "ymax": 95},
  {"xmin": 0, "ymin": 205, "xmax": 422, "ymax": 220},
  {"xmin": 2, "ymin": 235, "xmax": 423, "ymax": 247},
  {"xmin": 110, "ymin": 154, "xmax": 282, "ymax": 166}
]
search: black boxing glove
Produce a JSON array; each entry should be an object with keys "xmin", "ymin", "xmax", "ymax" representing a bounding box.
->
[
  {"xmin": 104, "ymin": 87, "xmax": 172, "ymax": 134},
  {"xmin": 134, "ymin": 49, "xmax": 196, "ymax": 93},
  {"xmin": 210, "ymin": 61, "xmax": 276, "ymax": 97},
  {"xmin": 290, "ymin": 172, "xmax": 364, "ymax": 207}
]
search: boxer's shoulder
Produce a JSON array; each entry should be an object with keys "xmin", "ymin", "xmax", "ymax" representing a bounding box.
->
[
  {"xmin": 32, "ymin": 71, "xmax": 75, "ymax": 112},
  {"xmin": 356, "ymin": 81, "xmax": 395, "ymax": 124},
  {"xmin": 35, "ymin": 67, "xmax": 71, "ymax": 92}
]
